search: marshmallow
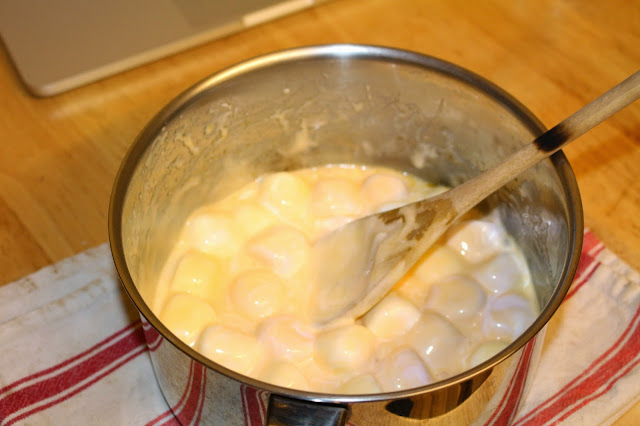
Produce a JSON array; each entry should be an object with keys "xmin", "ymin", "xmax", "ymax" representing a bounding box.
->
[
  {"xmin": 259, "ymin": 172, "xmax": 311, "ymax": 227},
  {"xmin": 472, "ymin": 252, "xmax": 527, "ymax": 294},
  {"xmin": 426, "ymin": 276, "xmax": 486, "ymax": 319},
  {"xmin": 445, "ymin": 220, "xmax": 511, "ymax": 264},
  {"xmin": 198, "ymin": 325, "xmax": 265, "ymax": 376},
  {"xmin": 170, "ymin": 250, "xmax": 226, "ymax": 301},
  {"xmin": 338, "ymin": 374, "xmax": 382, "ymax": 394},
  {"xmin": 245, "ymin": 225, "xmax": 310, "ymax": 278},
  {"xmin": 315, "ymin": 325, "xmax": 376, "ymax": 371},
  {"xmin": 361, "ymin": 173, "xmax": 408, "ymax": 210},
  {"xmin": 183, "ymin": 210, "xmax": 243, "ymax": 258},
  {"xmin": 160, "ymin": 293, "xmax": 217, "ymax": 347},
  {"xmin": 362, "ymin": 293, "xmax": 421, "ymax": 339},
  {"xmin": 407, "ymin": 312, "xmax": 468, "ymax": 378},
  {"xmin": 376, "ymin": 347, "xmax": 433, "ymax": 392},
  {"xmin": 311, "ymin": 177, "xmax": 363, "ymax": 217},
  {"xmin": 230, "ymin": 269, "xmax": 287, "ymax": 320}
]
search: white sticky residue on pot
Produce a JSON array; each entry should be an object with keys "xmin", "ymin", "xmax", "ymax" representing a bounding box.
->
[
  {"xmin": 205, "ymin": 103, "xmax": 234, "ymax": 139},
  {"xmin": 178, "ymin": 133, "xmax": 200, "ymax": 156},
  {"xmin": 283, "ymin": 118, "xmax": 320, "ymax": 157},
  {"xmin": 271, "ymin": 110, "xmax": 291, "ymax": 132},
  {"xmin": 409, "ymin": 144, "xmax": 439, "ymax": 169}
]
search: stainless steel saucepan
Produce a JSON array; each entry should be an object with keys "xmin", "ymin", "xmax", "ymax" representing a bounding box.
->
[{"xmin": 109, "ymin": 44, "xmax": 582, "ymax": 425}]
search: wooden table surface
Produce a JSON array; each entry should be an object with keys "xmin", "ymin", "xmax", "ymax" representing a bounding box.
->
[{"xmin": 1, "ymin": 0, "xmax": 638, "ymax": 423}]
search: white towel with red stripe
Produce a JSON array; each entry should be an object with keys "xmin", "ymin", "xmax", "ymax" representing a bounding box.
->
[{"xmin": 0, "ymin": 230, "xmax": 638, "ymax": 425}]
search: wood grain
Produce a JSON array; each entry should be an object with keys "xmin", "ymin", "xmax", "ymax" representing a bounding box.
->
[{"xmin": 1, "ymin": 0, "xmax": 638, "ymax": 423}]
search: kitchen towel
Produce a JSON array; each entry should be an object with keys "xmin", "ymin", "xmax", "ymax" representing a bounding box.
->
[{"xmin": 0, "ymin": 230, "xmax": 638, "ymax": 425}]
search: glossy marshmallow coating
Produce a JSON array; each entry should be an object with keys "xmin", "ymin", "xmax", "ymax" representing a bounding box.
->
[{"xmin": 152, "ymin": 165, "xmax": 538, "ymax": 394}]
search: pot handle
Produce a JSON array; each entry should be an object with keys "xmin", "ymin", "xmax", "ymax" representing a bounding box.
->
[{"xmin": 267, "ymin": 394, "xmax": 349, "ymax": 426}]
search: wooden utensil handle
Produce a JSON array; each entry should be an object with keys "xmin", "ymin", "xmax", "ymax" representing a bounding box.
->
[
  {"xmin": 449, "ymin": 70, "xmax": 640, "ymax": 216},
  {"xmin": 535, "ymin": 70, "xmax": 640, "ymax": 153}
]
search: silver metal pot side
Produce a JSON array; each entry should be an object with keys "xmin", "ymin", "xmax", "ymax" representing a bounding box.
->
[{"xmin": 109, "ymin": 44, "xmax": 583, "ymax": 425}]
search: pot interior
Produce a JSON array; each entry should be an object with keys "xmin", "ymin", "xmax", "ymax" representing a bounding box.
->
[{"xmin": 111, "ymin": 45, "xmax": 582, "ymax": 399}]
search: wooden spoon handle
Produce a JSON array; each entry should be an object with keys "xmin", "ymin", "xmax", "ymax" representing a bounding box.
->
[
  {"xmin": 448, "ymin": 70, "xmax": 640, "ymax": 216},
  {"xmin": 536, "ymin": 70, "xmax": 640, "ymax": 153}
]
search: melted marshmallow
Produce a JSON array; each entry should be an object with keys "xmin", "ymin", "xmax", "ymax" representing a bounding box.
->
[{"xmin": 152, "ymin": 164, "xmax": 538, "ymax": 394}]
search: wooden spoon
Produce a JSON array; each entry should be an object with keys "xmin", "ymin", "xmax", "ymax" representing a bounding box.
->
[{"xmin": 311, "ymin": 70, "xmax": 640, "ymax": 326}]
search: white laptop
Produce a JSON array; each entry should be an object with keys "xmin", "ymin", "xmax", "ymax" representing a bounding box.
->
[{"xmin": 0, "ymin": 0, "xmax": 331, "ymax": 96}]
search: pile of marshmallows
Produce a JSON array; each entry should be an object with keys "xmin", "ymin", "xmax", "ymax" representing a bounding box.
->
[{"xmin": 153, "ymin": 165, "xmax": 538, "ymax": 393}]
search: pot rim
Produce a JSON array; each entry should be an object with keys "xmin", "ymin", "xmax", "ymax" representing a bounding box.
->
[{"xmin": 108, "ymin": 43, "xmax": 584, "ymax": 404}]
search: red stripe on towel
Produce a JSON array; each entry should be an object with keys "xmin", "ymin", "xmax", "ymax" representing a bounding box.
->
[
  {"xmin": 564, "ymin": 231, "xmax": 604, "ymax": 302},
  {"xmin": 147, "ymin": 360, "xmax": 197, "ymax": 426},
  {"xmin": 242, "ymin": 384, "xmax": 267, "ymax": 426},
  {"xmin": 142, "ymin": 319, "xmax": 164, "ymax": 352},
  {"xmin": 174, "ymin": 362, "xmax": 206, "ymax": 426},
  {"xmin": 515, "ymin": 303, "xmax": 640, "ymax": 425},
  {"xmin": 0, "ymin": 321, "xmax": 141, "ymax": 396},
  {"xmin": 484, "ymin": 337, "xmax": 537, "ymax": 426},
  {"xmin": 0, "ymin": 322, "xmax": 147, "ymax": 425}
]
